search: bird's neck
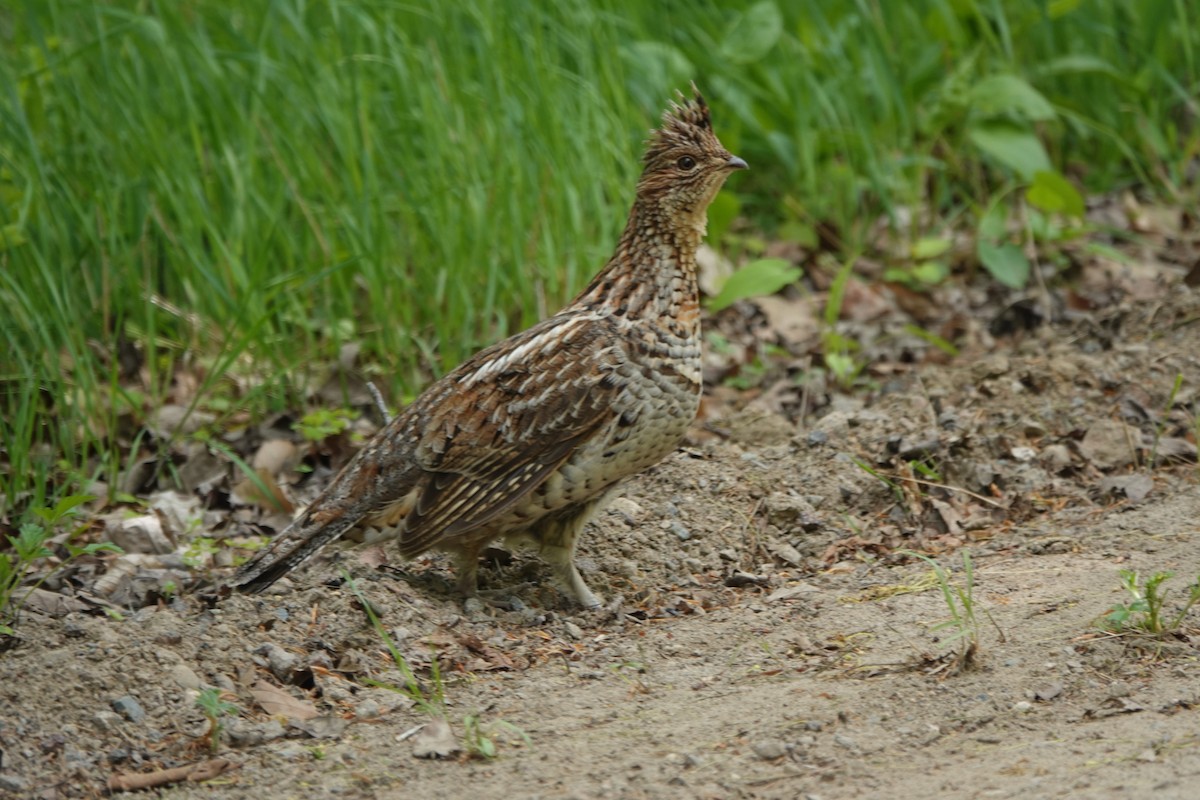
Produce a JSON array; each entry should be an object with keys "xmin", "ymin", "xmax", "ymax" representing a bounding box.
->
[{"xmin": 571, "ymin": 200, "xmax": 703, "ymax": 328}]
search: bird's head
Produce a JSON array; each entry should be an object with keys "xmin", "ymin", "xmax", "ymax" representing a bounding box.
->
[{"xmin": 635, "ymin": 84, "xmax": 747, "ymax": 236}]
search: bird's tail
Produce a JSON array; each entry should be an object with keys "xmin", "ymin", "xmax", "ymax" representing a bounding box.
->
[{"xmin": 228, "ymin": 508, "xmax": 360, "ymax": 594}]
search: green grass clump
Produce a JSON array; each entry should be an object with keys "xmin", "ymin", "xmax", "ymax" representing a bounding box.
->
[
  {"xmin": 1104, "ymin": 569, "xmax": 1200, "ymax": 636},
  {"xmin": 1, "ymin": 0, "xmax": 1195, "ymax": 521}
]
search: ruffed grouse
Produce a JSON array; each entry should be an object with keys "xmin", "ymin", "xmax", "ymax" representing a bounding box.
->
[{"xmin": 231, "ymin": 86, "xmax": 746, "ymax": 607}]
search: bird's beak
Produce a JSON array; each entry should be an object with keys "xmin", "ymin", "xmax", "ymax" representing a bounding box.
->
[{"xmin": 726, "ymin": 155, "xmax": 749, "ymax": 171}]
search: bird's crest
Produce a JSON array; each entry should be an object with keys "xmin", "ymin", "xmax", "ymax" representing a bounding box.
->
[{"xmin": 642, "ymin": 83, "xmax": 716, "ymax": 168}]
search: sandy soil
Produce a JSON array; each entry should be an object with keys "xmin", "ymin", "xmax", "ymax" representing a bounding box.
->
[{"xmin": 2, "ymin": 275, "xmax": 1199, "ymax": 799}]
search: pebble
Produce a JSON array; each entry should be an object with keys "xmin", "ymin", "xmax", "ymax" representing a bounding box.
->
[
  {"xmin": 1108, "ymin": 680, "xmax": 1132, "ymax": 698},
  {"xmin": 228, "ymin": 719, "xmax": 285, "ymax": 748},
  {"xmin": 1079, "ymin": 419, "xmax": 1142, "ymax": 469},
  {"xmin": 0, "ymin": 775, "xmax": 28, "ymax": 792},
  {"xmin": 1034, "ymin": 682, "xmax": 1063, "ymax": 702},
  {"xmin": 563, "ymin": 621, "xmax": 584, "ymax": 640},
  {"xmin": 91, "ymin": 710, "xmax": 122, "ymax": 732},
  {"xmin": 833, "ymin": 734, "xmax": 859, "ymax": 751},
  {"xmin": 669, "ymin": 522, "xmax": 692, "ymax": 542},
  {"xmin": 1041, "ymin": 444, "xmax": 1072, "ymax": 472},
  {"xmin": 751, "ymin": 740, "xmax": 789, "ymax": 760},
  {"xmin": 111, "ymin": 695, "xmax": 146, "ymax": 723},
  {"xmin": 257, "ymin": 643, "xmax": 299, "ymax": 682},
  {"xmin": 171, "ymin": 664, "xmax": 203, "ymax": 691},
  {"xmin": 607, "ymin": 497, "xmax": 644, "ymax": 523},
  {"xmin": 1013, "ymin": 701, "xmax": 1033, "ymax": 713}
]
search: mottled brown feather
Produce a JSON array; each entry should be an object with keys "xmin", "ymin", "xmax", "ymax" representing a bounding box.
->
[{"xmin": 230, "ymin": 85, "xmax": 745, "ymax": 605}]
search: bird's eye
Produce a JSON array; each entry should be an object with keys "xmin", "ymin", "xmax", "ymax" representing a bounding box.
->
[{"xmin": 676, "ymin": 155, "xmax": 697, "ymax": 171}]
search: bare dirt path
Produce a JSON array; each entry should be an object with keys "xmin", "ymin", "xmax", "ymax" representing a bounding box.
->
[{"xmin": 3, "ymin": 281, "xmax": 1199, "ymax": 799}]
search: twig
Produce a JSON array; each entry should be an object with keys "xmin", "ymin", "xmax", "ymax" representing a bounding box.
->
[
  {"xmin": 366, "ymin": 381, "xmax": 391, "ymax": 424},
  {"xmin": 108, "ymin": 758, "xmax": 236, "ymax": 792}
]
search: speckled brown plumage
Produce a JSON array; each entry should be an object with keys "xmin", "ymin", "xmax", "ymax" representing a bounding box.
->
[{"xmin": 230, "ymin": 86, "xmax": 746, "ymax": 606}]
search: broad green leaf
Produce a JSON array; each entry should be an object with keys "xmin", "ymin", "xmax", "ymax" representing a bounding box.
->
[
  {"xmin": 967, "ymin": 75, "xmax": 1056, "ymax": 121},
  {"xmin": 911, "ymin": 261, "xmax": 950, "ymax": 285},
  {"xmin": 720, "ymin": 1, "xmax": 783, "ymax": 64},
  {"xmin": 1026, "ymin": 170, "xmax": 1085, "ymax": 217},
  {"xmin": 977, "ymin": 241, "xmax": 1030, "ymax": 289},
  {"xmin": 967, "ymin": 122, "xmax": 1050, "ymax": 179},
  {"xmin": 707, "ymin": 258, "xmax": 801, "ymax": 311},
  {"xmin": 978, "ymin": 202, "xmax": 1010, "ymax": 241},
  {"xmin": 911, "ymin": 237, "xmax": 952, "ymax": 260}
]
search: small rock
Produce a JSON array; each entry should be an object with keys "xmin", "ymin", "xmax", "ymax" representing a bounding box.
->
[
  {"xmin": 256, "ymin": 643, "xmax": 299, "ymax": 683},
  {"xmin": 1034, "ymin": 682, "xmax": 1064, "ymax": 702},
  {"xmin": 228, "ymin": 719, "xmax": 286, "ymax": 748},
  {"xmin": 972, "ymin": 354, "xmax": 1010, "ymax": 380},
  {"xmin": 607, "ymin": 497, "xmax": 644, "ymax": 523},
  {"xmin": 91, "ymin": 710, "xmax": 122, "ymax": 732},
  {"xmin": 805, "ymin": 720, "xmax": 823, "ymax": 732},
  {"xmin": 751, "ymin": 740, "xmax": 789, "ymax": 760},
  {"xmin": 833, "ymin": 734, "xmax": 859, "ymax": 751},
  {"xmin": 1041, "ymin": 444, "xmax": 1072, "ymax": 472},
  {"xmin": 682, "ymin": 557, "xmax": 704, "ymax": 573},
  {"xmin": 806, "ymin": 429, "xmax": 829, "ymax": 446},
  {"xmin": 564, "ymin": 621, "xmax": 584, "ymax": 640},
  {"xmin": 767, "ymin": 540, "xmax": 804, "ymax": 567},
  {"xmin": 669, "ymin": 522, "xmax": 692, "ymax": 542},
  {"xmin": 1098, "ymin": 474, "xmax": 1154, "ymax": 504},
  {"xmin": 1079, "ymin": 419, "xmax": 1142, "ymax": 470},
  {"xmin": 766, "ymin": 584, "xmax": 819, "ymax": 602},
  {"xmin": 1013, "ymin": 701, "xmax": 1033, "ymax": 713},
  {"xmin": 1010, "ymin": 446, "xmax": 1037, "ymax": 462},
  {"xmin": 0, "ymin": 775, "xmax": 28, "ymax": 793},
  {"xmin": 171, "ymin": 664, "xmax": 203, "ymax": 691},
  {"xmin": 412, "ymin": 718, "xmax": 461, "ymax": 759},
  {"xmin": 811, "ymin": 410, "xmax": 852, "ymax": 439},
  {"xmin": 1108, "ymin": 680, "xmax": 1132, "ymax": 698},
  {"xmin": 1154, "ymin": 437, "xmax": 1197, "ymax": 464},
  {"xmin": 1137, "ymin": 748, "xmax": 1157, "ymax": 763},
  {"xmin": 112, "ymin": 695, "xmax": 146, "ymax": 723}
]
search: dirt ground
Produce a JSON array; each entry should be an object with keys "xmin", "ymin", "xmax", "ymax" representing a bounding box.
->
[{"xmin": 3, "ymin": 248, "xmax": 1200, "ymax": 798}]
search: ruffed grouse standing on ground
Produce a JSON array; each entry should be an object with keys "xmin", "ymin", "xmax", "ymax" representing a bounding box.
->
[{"xmin": 231, "ymin": 86, "xmax": 746, "ymax": 606}]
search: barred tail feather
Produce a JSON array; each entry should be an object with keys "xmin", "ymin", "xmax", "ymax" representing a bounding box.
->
[{"xmin": 229, "ymin": 512, "xmax": 360, "ymax": 594}]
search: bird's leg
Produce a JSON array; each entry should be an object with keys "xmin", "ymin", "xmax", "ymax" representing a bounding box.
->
[
  {"xmin": 532, "ymin": 502, "xmax": 603, "ymax": 609},
  {"xmin": 450, "ymin": 540, "xmax": 486, "ymax": 598}
]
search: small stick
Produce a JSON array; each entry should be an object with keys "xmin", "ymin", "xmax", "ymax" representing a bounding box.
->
[{"xmin": 366, "ymin": 381, "xmax": 391, "ymax": 424}]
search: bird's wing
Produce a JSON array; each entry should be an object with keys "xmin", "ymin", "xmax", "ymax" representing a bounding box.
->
[{"xmin": 388, "ymin": 315, "xmax": 623, "ymax": 556}]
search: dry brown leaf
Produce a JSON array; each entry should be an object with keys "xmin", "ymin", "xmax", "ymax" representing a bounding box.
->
[{"xmin": 250, "ymin": 680, "xmax": 318, "ymax": 721}]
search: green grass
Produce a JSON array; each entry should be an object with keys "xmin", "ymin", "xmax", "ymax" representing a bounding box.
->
[{"xmin": 1, "ymin": 0, "xmax": 1196, "ymax": 521}]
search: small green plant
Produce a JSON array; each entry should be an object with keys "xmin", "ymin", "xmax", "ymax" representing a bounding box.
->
[
  {"xmin": 294, "ymin": 408, "xmax": 357, "ymax": 442},
  {"xmin": 181, "ymin": 537, "xmax": 221, "ymax": 569},
  {"xmin": 900, "ymin": 550, "xmax": 980, "ymax": 670},
  {"xmin": 194, "ymin": 688, "xmax": 240, "ymax": 754},
  {"xmin": 1, "ymin": 495, "xmax": 121, "ymax": 635},
  {"xmin": 343, "ymin": 572, "xmax": 445, "ymax": 715},
  {"xmin": 462, "ymin": 715, "xmax": 530, "ymax": 760},
  {"xmin": 1103, "ymin": 570, "xmax": 1200, "ymax": 635},
  {"xmin": 1149, "ymin": 373, "xmax": 1185, "ymax": 470}
]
